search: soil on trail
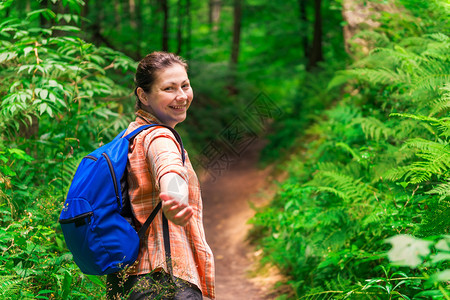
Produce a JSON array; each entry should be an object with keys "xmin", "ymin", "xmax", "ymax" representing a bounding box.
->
[{"xmin": 200, "ymin": 139, "xmax": 280, "ymax": 300}]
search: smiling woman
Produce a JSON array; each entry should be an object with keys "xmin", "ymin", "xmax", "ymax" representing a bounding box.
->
[
  {"xmin": 106, "ymin": 52, "xmax": 215, "ymax": 300},
  {"xmin": 136, "ymin": 63, "xmax": 193, "ymax": 128}
]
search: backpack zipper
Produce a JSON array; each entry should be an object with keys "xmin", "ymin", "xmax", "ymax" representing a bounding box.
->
[
  {"xmin": 102, "ymin": 153, "xmax": 121, "ymax": 209},
  {"xmin": 85, "ymin": 155, "xmax": 98, "ymax": 161},
  {"xmin": 59, "ymin": 211, "xmax": 93, "ymax": 226}
]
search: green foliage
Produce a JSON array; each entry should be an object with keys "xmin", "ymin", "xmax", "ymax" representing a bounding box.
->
[
  {"xmin": 0, "ymin": 1, "xmax": 136, "ymax": 298},
  {"xmin": 251, "ymin": 3, "xmax": 449, "ymax": 298}
]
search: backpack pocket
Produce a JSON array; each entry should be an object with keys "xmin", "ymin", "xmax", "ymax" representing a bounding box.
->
[
  {"xmin": 59, "ymin": 211, "xmax": 93, "ymax": 227},
  {"xmin": 59, "ymin": 197, "xmax": 139, "ymax": 275},
  {"xmin": 60, "ymin": 197, "xmax": 93, "ymax": 223},
  {"xmin": 59, "ymin": 198, "xmax": 103, "ymax": 274}
]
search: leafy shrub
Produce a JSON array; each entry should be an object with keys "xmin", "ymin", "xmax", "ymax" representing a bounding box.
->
[
  {"xmin": 0, "ymin": 1, "xmax": 136, "ymax": 298},
  {"xmin": 251, "ymin": 12, "xmax": 449, "ymax": 300}
]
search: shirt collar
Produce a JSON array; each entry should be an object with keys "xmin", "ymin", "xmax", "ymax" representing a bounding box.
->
[{"xmin": 135, "ymin": 109, "xmax": 162, "ymax": 125}]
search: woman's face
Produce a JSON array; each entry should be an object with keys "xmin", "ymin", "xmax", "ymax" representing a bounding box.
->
[{"xmin": 140, "ymin": 64, "xmax": 193, "ymax": 128}]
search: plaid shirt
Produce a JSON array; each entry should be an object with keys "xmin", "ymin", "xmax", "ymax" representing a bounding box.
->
[{"xmin": 124, "ymin": 110, "xmax": 215, "ymax": 299}]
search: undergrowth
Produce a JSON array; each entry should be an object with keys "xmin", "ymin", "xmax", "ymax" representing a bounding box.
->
[{"xmin": 251, "ymin": 1, "xmax": 449, "ymax": 299}]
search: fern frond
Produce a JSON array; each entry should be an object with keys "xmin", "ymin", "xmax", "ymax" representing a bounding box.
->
[
  {"xmin": 61, "ymin": 154, "xmax": 86, "ymax": 188},
  {"xmin": 355, "ymin": 30, "xmax": 390, "ymax": 49},
  {"xmin": 402, "ymin": 138, "xmax": 449, "ymax": 153},
  {"xmin": 422, "ymin": 34, "xmax": 450, "ymax": 59},
  {"xmin": 429, "ymin": 84, "xmax": 450, "ymax": 117},
  {"xmin": 344, "ymin": 68, "xmax": 408, "ymax": 86},
  {"xmin": 317, "ymin": 161, "xmax": 367, "ymax": 182},
  {"xmin": 299, "ymin": 289, "xmax": 345, "ymax": 299},
  {"xmin": 390, "ymin": 113, "xmax": 450, "ymax": 137},
  {"xmin": 413, "ymin": 73, "xmax": 450, "ymax": 95},
  {"xmin": 335, "ymin": 142, "xmax": 361, "ymax": 161},
  {"xmin": 429, "ymin": 97, "xmax": 450, "ymax": 117},
  {"xmin": 363, "ymin": 47, "xmax": 422, "ymax": 69},
  {"xmin": 384, "ymin": 138, "xmax": 450, "ymax": 184},
  {"xmin": 0, "ymin": 275, "xmax": 27, "ymax": 299},
  {"xmin": 406, "ymin": 162, "xmax": 439, "ymax": 183},
  {"xmin": 362, "ymin": 210, "xmax": 385, "ymax": 227},
  {"xmin": 347, "ymin": 34, "xmax": 449, "ymax": 115},
  {"xmin": 316, "ymin": 162, "xmax": 344, "ymax": 173},
  {"xmin": 426, "ymin": 178, "xmax": 450, "ymax": 200},
  {"xmin": 326, "ymin": 105, "xmax": 361, "ymax": 124},
  {"xmin": 389, "ymin": 119, "xmax": 423, "ymax": 141},
  {"xmin": 307, "ymin": 170, "xmax": 373, "ymax": 203},
  {"xmin": 427, "ymin": 33, "xmax": 449, "ymax": 43},
  {"xmin": 314, "ymin": 186, "xmax": 351, "ymax": 201},
  {"xmin": 352, "ymin": 117, "xmax": 394, "ymax": 142},
  {"xmin": 383, "ymin": 165, "xmax": 414, "ymax": 182}
]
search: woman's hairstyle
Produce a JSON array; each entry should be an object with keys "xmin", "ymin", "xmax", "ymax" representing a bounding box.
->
[{"xmin": 134, "ymin": 51, "xmax": 188, "ymax": 111}]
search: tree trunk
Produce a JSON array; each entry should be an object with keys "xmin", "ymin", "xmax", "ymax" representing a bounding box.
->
[
  {"xmin": 307, "ymin": 0, "xmax": 323, "ymax": 70},
  {"xmin": 82, "ymin": 0, "xmax": 90, "ymax": 32},
  {"xmin": 298, "ymin": 0, "xmax": 309, "ymax": 59},
  {"xmin": 135, "ymin": 0, "xmax": 143, "ymax": 57},
  {"xmin": 18, "ymin": 115, "xmax": 39, "ymax": 140},
  {"xmin": 209, "ymin": 0, "xmax": 221, "ymax": 32},
  {"xmin": 113, "ymin": 0, "xmax": 122, "ymax": 33},
  {"xmin": 341, "ymin": 0, "xmax": 393, "ymax": 57},
  {"xmin": 160, "ymin": 0, "xmax": 169, "ymax": 51},
  {"xmin": 230, "ymin": 0, "xmax": 242, "ymax": 67},
  {"xmin": 129, "ymin": 0, "xmax": 137, "ymax": 29},
  {"xmin": 16, "ymin": 0, "xmax": 27, "ymax": 18},
  {"xmin": 228, "ymin": 0, "xmax": 242, "ymax": 95},
  {"xmin": 176, "ymin": 0, "xmax": 183, "ymax": 54},
  {"xmin": 91, "ymin": 0, "xmax": 110, "ymax": 47},
  {"xmin": 39, "ymin": 0, "xmax": 49, "ymax": 27},
  {"xmin": 186, "ymin": 0, "xmax": 191, "ymax": 58}
]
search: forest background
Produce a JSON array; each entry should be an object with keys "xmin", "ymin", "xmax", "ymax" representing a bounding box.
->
[{"xmin": 0, "ymin": 0, "xmax": 448, "ymax": 299}]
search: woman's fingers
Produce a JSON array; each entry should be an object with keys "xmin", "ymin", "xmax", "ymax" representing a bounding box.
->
[
  {"xmin": 174, "ymin": 206, "xmax": 193, "ymax": 220},
  {"xmin": 171, "ymin": 207, "xmax": 193, "ymax": 226},
  {"xmin": 160, "ymin": 192, "xmax": 193, "ymax": 226},
  {"xmin": 159, "ymin": 192, "xmax": 172, "ymax": 202}
]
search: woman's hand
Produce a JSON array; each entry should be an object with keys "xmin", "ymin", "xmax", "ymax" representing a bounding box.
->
[
  {"xmin": 160, "ymin": 192, "xmax": 193, "ymax": 226},
  {"xmin": 159, "ymin": 173, "xmax": 192, "ymax": 226}
]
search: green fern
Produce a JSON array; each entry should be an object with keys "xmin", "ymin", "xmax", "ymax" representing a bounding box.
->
[
  {"xmin": 345, "ymin": 68, "xmax": 409, "ymax": 86},
  {"xmin": 331, "ymin": 34, "xmax": 449, "ymax": 118},
  {"xmin": 299, "ymin": 290, "xmax": 345, "ymax": 300},
  {"xmin": 384, "ymin": 138, "xmax": 450, "ymax": 184},
  {"xmin": 61, "ymin": 153, "xmax": 86, "ymax": 188},
  {"xmin": 307, "ymin": 169, "xmax": 373, "ymax": 203},
  {"xmin": 426, "ymin": 177, "xmax": 450, "ymax": 200},
  {"xmin": 417, "ymin": 198, "xmax": 450, "ymax": 236},
  {"xmin": 390, "ymin": 113, "xmax": 450, "ymax": 138},
  {"xmin": 0, "ymin": 275, "xmax": 29, "ymax": 299},
  {"xmin": 429, "ymin": 84, "xmax": 450, "ymax": 117},
  {"xmin": 352, "ymin": 117, "xmax": 394, "ymax": 142}
]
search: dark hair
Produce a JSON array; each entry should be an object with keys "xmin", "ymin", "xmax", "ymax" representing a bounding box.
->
[{"xmin": 134, "ymin": 51, "xmax": 188, "ymax": 111}]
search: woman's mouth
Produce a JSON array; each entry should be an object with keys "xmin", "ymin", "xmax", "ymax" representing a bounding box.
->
[{"xmin": 169, "ymin": 105, "xmax": 186, "ymax": 110}]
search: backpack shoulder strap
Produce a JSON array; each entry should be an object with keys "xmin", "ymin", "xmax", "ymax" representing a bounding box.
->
[{"xmin": 125, "ymin": 124, "xmax": 185, "ymax": 164}]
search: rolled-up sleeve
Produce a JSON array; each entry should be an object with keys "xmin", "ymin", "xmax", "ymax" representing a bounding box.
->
[{"xmin": 143, "ymin": 128, "xmax": 188, "ymax": 190}]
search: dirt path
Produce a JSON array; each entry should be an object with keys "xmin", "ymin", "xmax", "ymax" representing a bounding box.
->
[{"xmin": 200, "ymin": 139, "xmax": 279, "ymax": 300}]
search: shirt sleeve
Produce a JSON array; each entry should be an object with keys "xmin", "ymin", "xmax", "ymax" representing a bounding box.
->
[{"xmin": 143, "ymin": 128, "xmax": 188, "ymax": 190}]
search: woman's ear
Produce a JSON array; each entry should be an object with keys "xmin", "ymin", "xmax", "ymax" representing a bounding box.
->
[{"xmin": 136, "ymin": 87, "xmax": 149, "ymax": 106}]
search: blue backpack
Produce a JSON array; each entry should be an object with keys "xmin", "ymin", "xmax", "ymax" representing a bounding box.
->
[{"xmin": 59, "ymin": 124, "xmax": 185, "ymax": 275}]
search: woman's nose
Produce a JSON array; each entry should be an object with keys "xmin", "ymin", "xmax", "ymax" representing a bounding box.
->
[{"xmin": 176, "ymin": 88, "xmax": 188, "ymax": 101}]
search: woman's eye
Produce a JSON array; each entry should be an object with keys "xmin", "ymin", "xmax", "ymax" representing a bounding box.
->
[
  {"xmin": 182, "ymin": 84, "xmax": 190, "ymax": 89},
  {"xmin": 164, "ymin": 87, "xmax": 174, "ymax": 91}
]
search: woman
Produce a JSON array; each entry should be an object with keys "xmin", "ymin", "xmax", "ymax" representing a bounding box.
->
[{"xmin": 107, "ymin": 52, "xmax": 215, "ymax": 299}]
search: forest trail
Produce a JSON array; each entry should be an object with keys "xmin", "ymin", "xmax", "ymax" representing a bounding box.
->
[{"xmin": 200, "ymin": 139, "xmax": 282, "ymax": 300}]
